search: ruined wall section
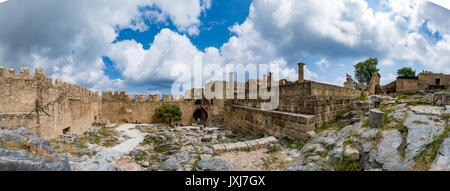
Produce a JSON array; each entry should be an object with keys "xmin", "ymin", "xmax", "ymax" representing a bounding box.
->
[
  {"xmin": 396, "ymin": 79, "xmax": 419, "ymax": 94},
  {"xmin": 418, "ymin": 72, "xmax": 450, "ymax": 89},
  {"xmin": 0, "ymin": 66, "xmax": 101, "ymax": 139},
  {"xmin": 101, "ymin": 91, "xmax": 203, "ymax": 126},
  {"xmin": 224, "ymin": 80, "xmax": 361, "ymax": 141}
]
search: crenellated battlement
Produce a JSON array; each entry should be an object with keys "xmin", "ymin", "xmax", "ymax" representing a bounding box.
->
[
  {"xmin": 100, "ymin": 90, "xmax": 186, "ymax": 103},
  {"xmin": 0, "ymin": 66, "xmax": 100, "ymax": 100}
]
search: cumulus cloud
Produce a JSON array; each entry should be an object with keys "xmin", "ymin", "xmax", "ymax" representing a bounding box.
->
[
  {"xmin": 149, "ymin": 0, "xmax": 212, "ymax": 35},
  {"xmin": 108, "ymin": 29, "xmax": 204, "ymax": 85},
  {"xmin": 224, "ymin": 0, "xmax": 450, "ymax": 74},
  {"xmin": 108, "ymin": 0, "xmax": 449, "ymax": 93},
  {"xmin": 0, "ymin": 0, "xmax": 210, "ymax": 91},
  {"xmin": 1, "ymin": 0, "xmax": 448, "ymax": 94}
]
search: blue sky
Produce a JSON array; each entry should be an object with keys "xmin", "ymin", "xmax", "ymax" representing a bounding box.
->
[
  {"xmin": 106, "ymin": 0, "xmax": 252, "ymax": 93},
  {"xmin": 0, "ymin": 0, "xmax": 449, "ymax": 95},
  {"xmin": 104, "ymin": 0, "xmax": 447, "ymax": 94}
]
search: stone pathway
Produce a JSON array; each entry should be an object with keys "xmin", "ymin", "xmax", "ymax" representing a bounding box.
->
[
  {"xmin": 70, "ymin": 124, "xmax": 147, "ymax": 171},
  {"xmin": 111, "ymin": 124, "xmax": 146, "ymax": 154}
]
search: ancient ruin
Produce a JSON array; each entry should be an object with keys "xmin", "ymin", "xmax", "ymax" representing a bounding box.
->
[
  {"xmin": 382, "ymin": 71, "xmax": 450, "ymax": 94},
  {"xmin": 1, "ymin": 64, "xmax": 449, "ymax": 171},
  {"xmin": 0, "ymin": 64, "xmax": 360, "ymax": 141}
]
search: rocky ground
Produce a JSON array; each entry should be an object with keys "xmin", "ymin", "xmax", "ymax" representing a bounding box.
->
[
  {"xmin": 287, "ymin": 95, "xmax": 450, "ymax": 171},
  {"xmin": 1, "ymin": 92, "xmax": 449, "ymax": 171},
  {"xmin": 0, "ymin": 125, "xmax": 70, "ymax": 171}
]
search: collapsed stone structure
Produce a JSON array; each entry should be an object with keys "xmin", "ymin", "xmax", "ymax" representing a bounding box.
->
[
  {"xmin": 224, "ymin": 63, "xmax": 361, "ymax": 141},
  {"xmin": 382, "ymin": 71, "xmax": 450, "ymax": 94},
  {"xmin": 343, "ymin": 72, "xmax": 381, "ymax": 95}
]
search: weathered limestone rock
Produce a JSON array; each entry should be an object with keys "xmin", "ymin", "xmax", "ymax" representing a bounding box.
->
[
  {"xmin": 370, "ymin": 109, "xmax": 385, "ymax": 128},
  {"xmin": 344, "ymin": 145, "xmax": 360, "ymax": 161},
  {"xmin": 409, "ymin": 105, "xmax": 447, "ymax": 116},
  {"xmin": 300, "ymin": 143, "xmax": 326, "ymax": 156},
  {"xmin": 430, "ymin": 137, "xmax": 450, "ymax": 171},
  {"xmin": 375, "ymin": 130, "xmax": 407, "ymax": 171},
  {"xmin": 387, "ymin": 108, "xmax": 408, "ymax": 121},
  {"xmin": 70, "ymin": 150, "xmax": 121, "ymax": 171},
  {"xmin": 0, "ymin": 126, "xmax": 70, "ymax": 171},
  {"xmin": 403, "ymin": 111, "xmax": 444, "ymax": 161},
  {"xmin": 0, "ymin": 148, "xmax": 70, "ymax": 171},
  {"xmin": 160, "ymin": 157, "xmax": 181, "ymax": 171},
  {"xmin": 327, "ymin": 141, "xmax": 344, "ymax": 165},
  {"xmin": 116, "ymin": 157, "xmax": 144, "ymax": 171},
  {"xmin": 309, "ymin": 133, "xmax": 337, "ymax": 149},
  {"xmin": 195, "ymin": 157, "xmax": 239, "ymax": 171}
]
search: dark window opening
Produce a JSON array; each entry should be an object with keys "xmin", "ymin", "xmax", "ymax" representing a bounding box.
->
[
  {"xmin": 436, "ymin": 78, "xmax": 441, "ymax": 85},
  {"xmin": 195, "ymin": 100, "xmax": 202, "ymax": 105},
  {"xmin": 63, "ymin": 127, "xmax": 71, "ymax": 135}
]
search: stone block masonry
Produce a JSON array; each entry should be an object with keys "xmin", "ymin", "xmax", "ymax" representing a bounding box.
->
[
  {"xmin": 224, "ymin": 80, "xmax": 361, "ymax": 142},
  {"xmin": 0, "ymin": 66, "xmax": 217, "ymax": 140},
  {"xmin": 212, "ymin": 137, "xmax": 278, "ymax": 155},
  {"xmin": 100, "ymin": 91, "xmax": 213, "ymax": 126},
  {"xmin": 0, "ymin": 66, "xmax": 100, "ymax": 139},
  {"xmin": 1, "ymin": 64, "xmax": 362, "ymax": 143}
]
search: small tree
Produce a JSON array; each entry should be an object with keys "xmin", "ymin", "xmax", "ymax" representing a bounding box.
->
[
  {"xmin": 155, "ymin": 104, "xmax": 182, "ymax": 126},
  {"xmin": 354, "ymin": 58, "xmax": 380, "ymax": 85},
  {"xmin": 397, "ymin": 67, "xmax": 416, "ymax": 79}
]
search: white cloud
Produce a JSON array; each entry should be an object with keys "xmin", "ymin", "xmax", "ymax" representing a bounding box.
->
[
  {"xmin": 315, "ymin": 59, "xmax": 329, "ymax": 71},
  {"xmin": 108, "ymin": 29, "xmax": 204, "ymax": 85},
  {"xmin": 381, "ymin": 73, "xmax": 397, "ymax": 85},
  {"xmin": 1, "ymin": 0, "xmax": 449, "ymax": 94},
  {"xmin": 150, "ymin": 0, "xmax": 212, "ymax": 35},
  {"xmin": 0, "ymin": 0, "xmax": 210, "ymax": 91},
  {"xmin": 108, "ymin": 0, "xmax": 450, "ymax": 92},
  {"xmin": 223, "ymin": 0, "xmax": 450, "ymax": 75}
]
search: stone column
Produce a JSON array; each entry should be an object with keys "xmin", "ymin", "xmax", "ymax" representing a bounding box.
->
[{"xmin": 298, "ymin": 63, "xmax": 305, "ymax": 82}]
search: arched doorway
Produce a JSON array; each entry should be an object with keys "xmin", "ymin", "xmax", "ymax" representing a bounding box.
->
[{"xmin": 193, "ymin": 107, "xmax": 208, "ymax": 124}]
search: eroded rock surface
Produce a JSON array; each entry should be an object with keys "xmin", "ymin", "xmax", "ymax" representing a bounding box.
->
[{"xmin": 0, "ymin": 125, "xmax": 70, "ymax": 171}]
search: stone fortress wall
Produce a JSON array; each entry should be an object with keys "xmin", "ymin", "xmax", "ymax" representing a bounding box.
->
[
  {"xmin": 0, "ymin": 66, "xmax": 218, "ymax": 140},
  {"xmin": 0, "ymin": 62, "xmax": 362, "ymax": 142},
  {"xmin": 100, "ymin": 90, "xmax": 216, "ymax": 127},
  {"xmin": 0, "ymin": 66, "xmax": 101, "ymax": 139}
]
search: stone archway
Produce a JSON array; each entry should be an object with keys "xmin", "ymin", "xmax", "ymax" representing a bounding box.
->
[{"xmin": 193, "ymin": 107, "xmax": 208, "ymax": 124}]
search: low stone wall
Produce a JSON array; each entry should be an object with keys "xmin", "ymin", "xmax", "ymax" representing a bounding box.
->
[
  {"xmin": 224, "ymin": 104, "xmax": 315, "ymax": 141},
  {"xmin": 212, "ymin": 137, "xmax": 278, "ymax": 155}
]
